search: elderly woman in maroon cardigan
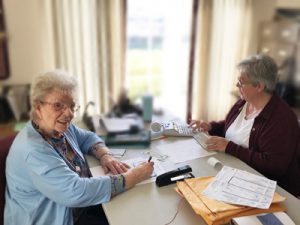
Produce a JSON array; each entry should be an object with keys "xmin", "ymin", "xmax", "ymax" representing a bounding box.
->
[{"xmin": 190, "ymin": 54, "xmax": 300, "ymax": 197}]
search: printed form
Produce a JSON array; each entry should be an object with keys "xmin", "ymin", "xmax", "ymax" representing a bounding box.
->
[
  {"xmin": 90, "ymin": 157, "xmax": 166, "ymax": 185},
  {"xmin": 202, "ymin": 166, "xmax": 277, "ymax": 209},
  {"xmin": 156, "ymin": 138, "xmax": 215, "ymax": 164}
]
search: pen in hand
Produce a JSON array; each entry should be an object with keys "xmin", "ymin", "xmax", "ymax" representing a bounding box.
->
[{"xmin": 148, "ymin": 156, "xmax": 152, "ymax": 162}]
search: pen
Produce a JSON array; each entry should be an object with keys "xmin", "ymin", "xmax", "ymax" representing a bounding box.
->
[
  {"xmin": 151, "ymin": 136, "xmax": 168, "ymax": 141},
  {"xmin": 148, "ymin": 156, "xmax": 152, "ymax": 162}
]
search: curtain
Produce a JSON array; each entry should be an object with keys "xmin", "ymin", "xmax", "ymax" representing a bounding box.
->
[
  {"xmin": 47, "ymin": 0, "xmax": 126, "ymax": 115},
  {"xmin": 191, "ymin": 0, "xmax": 212, "ymax": 121},
  {"xmin": 192, "ymin": 0, "xmax": 253, "ymax": 121}
]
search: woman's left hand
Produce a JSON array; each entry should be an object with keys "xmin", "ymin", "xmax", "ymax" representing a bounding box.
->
[
  {"xmin": 100, "ymin": 155, "xmax": 130, "ymax": 174},
  {"xmin": 206, "ymin": 136, "xmax": 229, "ymax": 152}
]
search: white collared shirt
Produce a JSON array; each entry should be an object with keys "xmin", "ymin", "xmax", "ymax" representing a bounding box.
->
[{"xmin": 225, "ymin": 104, "xmax": 260, "ymax": 148}]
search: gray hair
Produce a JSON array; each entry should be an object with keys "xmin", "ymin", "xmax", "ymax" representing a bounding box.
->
[
  {"xmin": 237, "ymin": 54, "xmax": 278, "ymax": 93},
  {"xmin": 30, "ymin": 70, "xmax": 78, "ymax": 120}
]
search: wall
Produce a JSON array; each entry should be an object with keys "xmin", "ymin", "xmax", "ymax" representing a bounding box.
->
[
  {"xmin": 277, "ymin": 0, "xmax": 300, "ymax": 9},
  {"xmin": 0, "ymin": 0, "xmax": 54, "ymax": 85}
]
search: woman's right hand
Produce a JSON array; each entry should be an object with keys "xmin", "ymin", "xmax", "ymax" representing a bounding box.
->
[
  {"xmin": 123, "ymin": 161, "xmax": 154, "ymax": 189},
  {"xmin": 189, "ymin": 120, "xmax": 212, "ymax": 132}
]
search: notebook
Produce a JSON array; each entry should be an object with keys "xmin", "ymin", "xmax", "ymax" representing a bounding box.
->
[{"xmin": 231, "ymin": 212, "xmax": 295, "ymax": 225}]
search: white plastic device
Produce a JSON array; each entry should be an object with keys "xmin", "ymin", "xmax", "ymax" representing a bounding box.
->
[
  {"xmin": 193, "ymin": 132, "xmax": 209, "ymax": 149},
  {"xmin": 150, "ymin": 121, "xmax": 195, "ymax": 137}
]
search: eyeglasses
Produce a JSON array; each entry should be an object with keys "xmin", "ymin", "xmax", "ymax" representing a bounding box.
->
[
  {"xmin": 40, "ymin": 101, "xmax": 80, "ymax": 112},
  {"xmin": 236, "ymin": 80, "xmax": 254, "ymax": 88}
]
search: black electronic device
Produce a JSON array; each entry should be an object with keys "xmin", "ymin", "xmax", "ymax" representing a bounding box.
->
[
  {"xmin": 103, "ymin": 130, "xmax": 151, "ymax": 148},
  {"xmin": 155, "ymin": 165, "xmax": 193, "ymax": 187}
]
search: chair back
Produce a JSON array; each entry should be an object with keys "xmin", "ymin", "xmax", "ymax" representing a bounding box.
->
[{"xmin": 0, "ymin": 135, "xmax": 15, "ymax": 225}]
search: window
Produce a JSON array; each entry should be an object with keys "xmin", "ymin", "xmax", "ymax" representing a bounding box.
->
[{"xmin": 126, "ymin": 0, "xmax": 193, "ymax": 119}]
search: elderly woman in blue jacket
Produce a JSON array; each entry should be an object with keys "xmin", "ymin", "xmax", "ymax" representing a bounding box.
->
[{"xmin": 4, "ymin": 70, "xmax": 154, "ymax": 225}]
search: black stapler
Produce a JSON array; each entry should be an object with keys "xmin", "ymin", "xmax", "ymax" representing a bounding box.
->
[{"xmin": 155, "ymin": 165, "xmax": 193, "ymax": 187}]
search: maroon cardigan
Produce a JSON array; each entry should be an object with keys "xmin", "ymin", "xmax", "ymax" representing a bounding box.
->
[{"xmin": 209, "ymin": 93, "xmax": 300, "ymax": 196}]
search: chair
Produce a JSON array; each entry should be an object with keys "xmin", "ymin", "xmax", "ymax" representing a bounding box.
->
[{"xmin": 0, "ymin": 135, "xmax": 16, "ymax": 225}]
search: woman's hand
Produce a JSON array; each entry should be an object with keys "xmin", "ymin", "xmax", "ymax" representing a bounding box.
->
[
  {"xmin": 205, "ymin": 136, "xmax": 229, "ymax": 152},
  {"xmin": 100, "ymin": 154, "xmax": 130, "ymax": 174},
  {"xmin": 123, "ymin": 161, "xmax": 154, "ymax": 189},
  {"xmin": 189, "ymin": 120, "xmax": 212, "ymax": 132}
]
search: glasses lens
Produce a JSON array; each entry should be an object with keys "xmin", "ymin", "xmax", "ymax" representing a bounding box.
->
[
  {"xmin": 237, "ymin": 80, "xmax": 252, "ymax": 87},
  {"xmin": 237, "ymin": 80, "xmax": 242, "ymax": 87},
  {"xmin": 72, "ymin": 104, "xmax": 80, "ymax": 112},
  {"xmin": 69, "ymin": 103, "xmax": 80, "ymax": 112},
  {"xmin": 53, "ymin": 102, "xmax": 64, "ymax": 111},
  {"xmin": 42, "ymin": 101, "xmax": 80, "ymax": 112}
]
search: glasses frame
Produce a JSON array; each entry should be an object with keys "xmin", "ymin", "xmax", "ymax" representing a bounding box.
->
[
  {"xmin": 236, "ymin": 79, "xmax": 255, "ymax": 88},
  {"xmin": 40, "ymin": 101, "xmax": 80, "ymax": 113}
]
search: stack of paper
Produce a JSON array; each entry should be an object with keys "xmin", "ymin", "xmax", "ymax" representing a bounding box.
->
[
  {"xmin": 175, "ymin": 175, "xmax": 286, "ymax": 225},
  {"xmin": 202, "ymin": 166, "xmax": 277, "ymax": 209}
]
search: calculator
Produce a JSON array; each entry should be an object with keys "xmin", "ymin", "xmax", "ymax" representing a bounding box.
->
[{"xmin": 161, "ymin": 122, "xmax": 195, "ymax": 137}]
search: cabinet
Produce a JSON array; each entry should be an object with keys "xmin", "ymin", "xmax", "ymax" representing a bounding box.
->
[
  {"xmin": 258, "ymin": 19, "xmax": 300, "ymax": 107},
  {"xmin": 0, "ymin": 0, "xmax": 9, "ymax": 79}
]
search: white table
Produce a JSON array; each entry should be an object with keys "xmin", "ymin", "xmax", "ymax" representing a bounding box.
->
[{"xmin": 87, "ymin": 136, "xmax": 300, "ymax": 225}]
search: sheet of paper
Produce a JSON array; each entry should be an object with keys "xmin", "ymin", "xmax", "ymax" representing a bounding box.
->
[
  {"xmin": 202, "ymin": 166, "xmax": 277, "ymax": 209},
  {"xmin": 100, "ymin": 117, "xmax": 143, "ymax": 133},
  {"xmin": 100, "ymin": 117, "xmax": 135, "ymax": 133},
  {"xmin": 156, "ymin": 138, "xmax": 215, "ymax": 164},
  {"xmin": 90, "ymin": 157, "xmax": 166, "ymax": 185},
  {"xmin": 122, "ymin": 157, "xmax": 166, "ymax": 185}
]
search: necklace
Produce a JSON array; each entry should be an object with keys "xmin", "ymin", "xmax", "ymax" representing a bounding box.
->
[
  {"xmin": 31, "ymin": 121, "xmax": 81, "ymax": 173},
  {"xmin": 45, "ymin": 135, "xmax": 79, "ymax": 172},
  {"xmin": 245, "ymin": 104, "xmax": 261, "ymax": 120},
  {"xmin": 31, "ymin": 121, "xmax": 92, "ymax": 177}
]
